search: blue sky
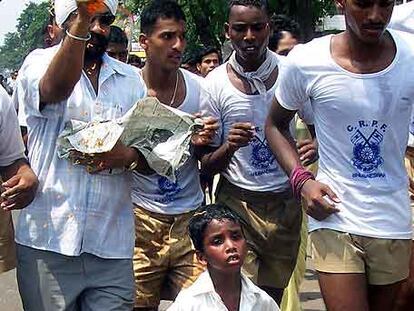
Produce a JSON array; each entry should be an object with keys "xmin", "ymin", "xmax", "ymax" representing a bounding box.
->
[{"xmin": 0, "ymin": 0, "xmax": 44, "ymax": 45}]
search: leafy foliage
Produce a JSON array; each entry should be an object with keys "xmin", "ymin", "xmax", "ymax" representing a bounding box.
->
[
  {"xmin": 0, "ymin": 0, "xmax": 336, "ymax": 72},
  {"xmin": 125, "ymin": 0, "xmax": 337, "ymax": 49},
  {"xmin": 0, "ymin": 1, "xmax": 50, "ymax": 72}
]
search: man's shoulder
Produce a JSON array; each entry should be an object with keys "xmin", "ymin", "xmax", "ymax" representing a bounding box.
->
[
  {"xmin": 287, "ymin": 35, "xmax": 331, "ymax": 65},
  {"xmin": 205, "ymin": 63, "xmax": 227, "ymax": 82},
  {"xmin": 391, "ymin": 29, "xmax": 414, "ymax": 56},
  {"xmin": 180, "ymin": 68, "xmax": 204, "ymax": 86},
  {"xmin": 21, "ymin": 45, "xmax": 59, "ymax": 71}
]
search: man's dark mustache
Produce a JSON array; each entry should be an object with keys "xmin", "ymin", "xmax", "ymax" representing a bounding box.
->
[{"xmin": 89, "ymin": 32, "xmax": 109, "ymax": 47}]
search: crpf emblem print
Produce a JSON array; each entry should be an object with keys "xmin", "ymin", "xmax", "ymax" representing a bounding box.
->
[
  {"xmin": 158, "ymin": 176, "xmax": 180, "ymax": 195},
  {"xmin": 250, "ymin": 135, "xmax": 275, "ymax": 170},
  {"xmin": 347, "ymin": 120, "xmax": 387, "ymax": 178}
]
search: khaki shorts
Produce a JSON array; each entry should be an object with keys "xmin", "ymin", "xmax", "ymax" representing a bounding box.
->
[
  {"xmin": 133, "ymin": 205, "xmax": 205, "ymax": 308},
  {"xmin": 310, "ymin": 229, "xmax": 411, "ymax": 285},
  {"xmin": 0, "ymin": 209, "xmax": 16, "ymax": 273},
  {"xmin": 216, "ymin": 178, "xmax": 302, "ymax": 289}
]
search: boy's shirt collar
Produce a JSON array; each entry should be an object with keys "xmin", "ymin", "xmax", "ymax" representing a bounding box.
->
[{"xmin": 191, "ymin": 270, "xmax": 262, "ymax": 299}]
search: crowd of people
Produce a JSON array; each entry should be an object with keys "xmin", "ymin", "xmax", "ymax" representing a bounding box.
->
[{"xmin": 1, "ymin": 0, "xmax": 414, "ymax": 310}]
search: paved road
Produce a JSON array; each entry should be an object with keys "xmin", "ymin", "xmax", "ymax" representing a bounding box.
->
[
  {"xmin": 1, "ymin": 211, "xmax": 325, "ymax": 310},
  {"xmin": 0, "ymin": 259, "xmax": 325, "ymax": 311}
]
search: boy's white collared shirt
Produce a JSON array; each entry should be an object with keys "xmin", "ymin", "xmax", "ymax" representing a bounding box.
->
[{"xmin": 168, "ymin": 270, "xmax": 280, "ymax": 311}]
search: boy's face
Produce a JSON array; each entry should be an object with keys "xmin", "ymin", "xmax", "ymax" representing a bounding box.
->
[
  {"xmin": 336, "ymin": 0, "xmax": 394, "ymax": 44},
  {"xmin": 140, "ymin": 17, "xmax": 186, "ymax": 71},
  {"xmin": 225, "ymin": 5, "xmax": 270, "ymax": 65},
  {"xmin": 198, "ymin": 219, "xmax": 247, "ymax": 273}
]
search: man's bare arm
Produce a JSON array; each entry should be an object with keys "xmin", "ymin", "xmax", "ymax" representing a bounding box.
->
[
  {"xmin": 39, "ymin": 3, "xmax": 101, "ymax": 103},
  {"xmin": 264, "ymin": 98, "xmax": 300, "ymax": 176},
  {"xmin": 265, "ymin": 97, "xmax": 339, "ymax": 221}
]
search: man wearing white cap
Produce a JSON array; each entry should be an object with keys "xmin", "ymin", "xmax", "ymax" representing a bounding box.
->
[{"xmin": 13, "ymin": 0, "xmax": 146, "ymax": 310}]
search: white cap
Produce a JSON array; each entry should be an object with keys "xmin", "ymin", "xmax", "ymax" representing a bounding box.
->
[{"xmin": 54, "ymin": 0, "xmax": 118, "ymax": 27}]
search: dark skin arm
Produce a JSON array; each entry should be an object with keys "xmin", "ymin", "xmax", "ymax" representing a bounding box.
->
[
  {"xmin": 200, "ymin": 122, "xmax": 254, "ymax": 176},
  {"xmin": 265, "ymin": 97, "xmax": 340, "ymax": 221},
  {"xmin": 0, "ymin": 159, "xmax": 38, "ymax": 211}
]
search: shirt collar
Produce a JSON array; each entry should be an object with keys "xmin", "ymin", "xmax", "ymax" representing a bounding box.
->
[
  {"xmin": 101, "ymin": 53, "xmax": 130, "ymax": 77},
  {"xmin": 190, "ymin": 271, "xmax": 262, "ymax": 297}
]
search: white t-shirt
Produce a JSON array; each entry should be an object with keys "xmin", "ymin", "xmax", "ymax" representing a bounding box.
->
[
  {"xmin": 203, "ymin": 62, "xmax": 312, "ymax": 193},
  {"xmin": 168, "ymin": 270, "xmax": 279, "ymax": 311},
  {"xmin": 0, "ymin": 86, "xmax": 25, "ymax": 167},
  {"xmin": 131, "ymin": 69, "xmax": 204, "ymax": 215},
  {"xmin": 275, "ymin": 30, "xmax": 414, "ymax": 239},
  {"xmin": 389, "ymin": 2, "xmax": 414, "ymax": 33}
]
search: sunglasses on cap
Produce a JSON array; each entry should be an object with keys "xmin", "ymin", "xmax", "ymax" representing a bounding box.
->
[
  {"xmin": 69, "ymin": 11, "xmax": 115, "ymax": 26},
  {"xmin": 92, "ymin": 13, "xmax": 115, "ymax": 26}
]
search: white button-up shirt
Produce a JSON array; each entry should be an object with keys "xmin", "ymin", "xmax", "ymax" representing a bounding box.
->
[
  {"xmin": 168, "ymin": 271, "xmax": 280, "ymax": 311},
  {"xmin": 14, "ymin": 45, "xmax": 145, "ymax": 259}
]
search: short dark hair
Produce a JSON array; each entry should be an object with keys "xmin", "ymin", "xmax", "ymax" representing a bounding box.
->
[
  {"xmin": 189, "ymin": 204, "xmax": 244, "ymax": 253},
  {"xmin": 182, "ymin": 49, "xmax": 199, "ymax": 66},
  {"xmin": 268, "ymin": 15, "xmax": 300, "ymax": 52},
  {"xmin": 141, "ymin": 0, "xmax": 186, "ymax": 35},
  {"xmin": 228, "ymin": 0, "xmax": 270, "ymax": 16},
  {"xmin": 197, "ymin": 46, "xmax": 222, "ymax": 64},
  {"xmin": 108, "ymin": 25, "xmax": 128, "ymax": 46}
]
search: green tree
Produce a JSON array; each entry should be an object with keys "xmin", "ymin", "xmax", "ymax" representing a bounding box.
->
[
  {"xmin": 0, "ymin": 1, "xmax": 49, "ymax": 71},
  {"xmin": 125, "ymin": 0, "xmax": 337, "ymax": 49}
]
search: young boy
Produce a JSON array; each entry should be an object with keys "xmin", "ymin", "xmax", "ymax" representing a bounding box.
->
[{"xmin": 168, "ymin": 204, "xmax": 279, "ymax": 311}]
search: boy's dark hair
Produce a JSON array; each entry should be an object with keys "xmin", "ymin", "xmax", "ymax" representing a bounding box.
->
[
  {"xmin": 197, "ymin": 46, "xmax": 222, "ymax": 64},
  {"xmin": 109, "ymin": 25, "xmax": 128, "ymax": 46},
  {"xmin": 228, "ymin": 0, "xmax": 270, "ymax": 17},
  {"xmin": 140, "ymin": 0, "xmax": 186, "ymax": 35},
  {"xmin": 189, "ymin": 204, "xmax": 243, "ymax": 253}
]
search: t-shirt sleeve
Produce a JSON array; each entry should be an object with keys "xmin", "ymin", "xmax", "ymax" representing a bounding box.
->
[
  {"xmin": 0, "ymin": 87, "xmax": 26, "ymax": 167},
  {"xmin": 297, "ymin": 99, "xmax": 314, "ymax": 125},
  {"xmin": 275, "ymin": 51, "xmax": 309, "ymax": 111},
  {"xmin": 200, "ymin": 75, "xmax": 223, "ymax": 147}
]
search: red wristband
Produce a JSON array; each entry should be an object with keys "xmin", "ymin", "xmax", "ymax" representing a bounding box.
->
[{"xmin": 289, "ymin": 165, "xmax": 315, "ymax": 199}]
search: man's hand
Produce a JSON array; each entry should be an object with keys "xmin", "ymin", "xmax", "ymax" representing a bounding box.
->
[
  {"xmin": 297, "ymin": 138, "xmax": 318, "ymax": 166},
  {"xmin": 76, "ymin": 0, "xmax": 108, "ymax": 18},
  {"xmin": 1, "ymin": 163, "xmax": 38, "ymax": 211},
  {"xmin": 74, "ymin": 140, "xmax": 137, "ymax": 172},
  {"xmin": 226, "ymin": 122, "xmax": 255, "ymax": 153},
  {"xmin": 301, "ymin": 179, "xmax": 340, "ymax": 221},
  {"xmin": 191, "ymin": 116, "xmax": 219, "ymax": 146}
]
